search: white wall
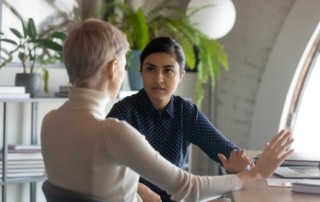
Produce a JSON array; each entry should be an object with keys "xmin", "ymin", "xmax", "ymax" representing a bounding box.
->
[{"xmin": 249, "ymin": 0, "xmax": 320, "ymax": 149}]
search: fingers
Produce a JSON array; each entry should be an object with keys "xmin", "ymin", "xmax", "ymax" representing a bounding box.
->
[
  {"xmin": 248, "ymin": 157, "xmax": 255, "ymax": 167},
  {"xmin": 253, "ymin": 129, "xmax": 295, "ymax": 179},
  {"xmin": 218, "ymin": 153, "xmax": 228, "ymax": 166},
  {"xmin": 268, "ymin": 129, "xmax": 291, "ymax": 150},
  {"xmin": 229, "ymin": 149, "xmax": 237, "ymax": 157},
  {"xmin": 236, "ymin": 149, "xmax": 245, "ymax": 157}
]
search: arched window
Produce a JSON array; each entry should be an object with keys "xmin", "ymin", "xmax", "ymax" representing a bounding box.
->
[{"xmin": 283, "ymin": 31, "xmax": 320, "ymax": 153}]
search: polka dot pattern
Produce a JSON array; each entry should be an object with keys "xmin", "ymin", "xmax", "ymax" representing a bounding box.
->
[{"xmin": 107, "ymin": 89, "xmax": 240, "ymax": 193}]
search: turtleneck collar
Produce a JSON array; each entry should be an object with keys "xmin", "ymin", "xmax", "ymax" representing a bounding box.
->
[{"xmin": 63, "ymin": 87, "xmax": 110, "ymax": 118}]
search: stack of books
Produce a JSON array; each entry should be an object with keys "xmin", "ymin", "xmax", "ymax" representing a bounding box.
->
[
  {"xmin": 292, "ymin": 179, "xmax": 320, "ymax": 194},
  {"xmin": 54, "ymin": 85, "xmax": 70, "ymax": 97},
  {"xmin": 1, "ymin": 144, "xmax": 45, "ymax": 178},
  {"xmin": 0, "ymin": 86, "xmax": 30, "ymax": 99}
]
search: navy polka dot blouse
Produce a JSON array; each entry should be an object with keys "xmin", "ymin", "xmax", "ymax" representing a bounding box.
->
[{"xmin": 107, "ymin": 89, "xmax": 240, "ymax": 193}]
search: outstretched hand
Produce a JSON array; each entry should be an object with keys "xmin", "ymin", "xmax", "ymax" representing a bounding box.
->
[
  {"xmin": 218, "ymin": 149, "xmax": 255, "ymax": 174},
  {"xmin": 248, "ymin": 129, "xmax": 294, "ymax": 179}
]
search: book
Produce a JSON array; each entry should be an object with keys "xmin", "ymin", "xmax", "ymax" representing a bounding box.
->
[
  {"xmin": 1, "ymin": 145, "xmax": 41, "ymax": 154},
  {"xmin": 0, "ymin": 152, "xmax": 43, "ymax": 161},
  {"xmin": 0, "ymin": 86, "xmax": 25, "ymax": 94},
  {"xmin": 292, "ymin": 179, "xmax": 320, "ymax": 194},
  {"xmin": 7, "ymin": 144, "xmax": 41, "ymax": 150},
  {"xmin": 0, "ymin": 163, "xmax": 44, "ymax": 169},
  {"xmin": 0, "ymin": 93, "xmax": 30, "ymax": 99},
  {"xmin": 0, "ymin": 160, "xmax": 44, "ymax": 169},
  {"xmin": 54, "ymin": 92, "xmax": 68, "ymax": 98},
  {"xmin": 0, "ymin": 167, "xmax": 45, "ymax": 174},
  {"xmin": 1, "ymin": 172, "xmax": 46, "ymax": 179},
  {"xmin": 59, "ymin": 85, "xmax": 71, "ymax": 93}
]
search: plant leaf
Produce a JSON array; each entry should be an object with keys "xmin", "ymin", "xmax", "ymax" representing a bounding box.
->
[
  {"xmin": 9, "ymin": 28, "xmax": 23, "ymax": 38},
  {"xmin": 42, "ymin": 68, "xmax": 49, "ymax": 93},
  {"xmin": 27, "ymin": 18, "xmax": 37, "ymax": 40},
  {"xmin": 0, "ymin": 38, "xmax": 18, "ymax": 45},
  {"xmin": 31, "ymin": 39, "xmax": 63, "ymax": 52},
  {"xmin": 51, "ymin": 31, "xmax": 66, "ymax": 40}
]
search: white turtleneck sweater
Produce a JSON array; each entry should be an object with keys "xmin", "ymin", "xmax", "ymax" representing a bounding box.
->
[{"xmin": 41, "ymin": 87, "xmax": 242, "ymax": 202}]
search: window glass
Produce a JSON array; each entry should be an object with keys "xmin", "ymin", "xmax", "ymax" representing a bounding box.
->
[{"xmin": 291, "ymin": 50, "xmax": 320, "ymax": 152}]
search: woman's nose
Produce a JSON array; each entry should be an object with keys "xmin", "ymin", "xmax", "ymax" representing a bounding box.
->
[{"xmin": 154, "ymin": 72, "xmax": 164, "ymax": 83}]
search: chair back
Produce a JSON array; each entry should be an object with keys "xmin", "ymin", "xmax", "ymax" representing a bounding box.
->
[{"xmin": 42, "ymin": 180, "xmax": 105, "ymax": 202}]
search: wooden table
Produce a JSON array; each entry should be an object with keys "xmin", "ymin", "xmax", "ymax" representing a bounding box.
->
[
  {"xmin": 225, "ymin": 151, "xmax": 320, "ymax": 202},
  {"xmin": 230, "ymin": 177, "xmax": 320, "ymax": 202}
]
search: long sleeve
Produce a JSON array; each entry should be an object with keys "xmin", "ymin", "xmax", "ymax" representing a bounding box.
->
[
  {"xmin": 188, "ymin": 108, "xmax": 240, "ymax": 163},
  {"xmin": 103, "ymin": 118, "xmax": 242, "ymax": 202}
]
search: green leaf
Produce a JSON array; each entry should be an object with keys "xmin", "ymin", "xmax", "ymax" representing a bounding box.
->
[
  {"xmin": 31, "ymin": 39, "xmax": 63, "ymax": 52},
  {"xmin": 9, "ymin": 28, "xmax": 23, "ymax": 38},
  {"xmin": 0, "ymin": 38, "xmax": 18, "ymax": 46},
  {"xmin": 179, "ymin": 37, "xmax": 195, "ymax": 70},
  {"xmin": 22, "ymin": 19, "xmax": 28, "ymax": 38},
  {"xmin": 42, "ymin": 68, "xmax": 49, "ymax": 93},
  {"xmin": 134, "ymin": 8, "xmax": 149, "ymax": 50},
  {"xmin": 51, "ymin": 31, "xmax": 66, "ymax": 40},
  {"xmin": 27, "ymin": 18, "xmax": 37, "ymax": 39}
]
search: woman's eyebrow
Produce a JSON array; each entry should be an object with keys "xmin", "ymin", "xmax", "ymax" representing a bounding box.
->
[
  {"xmin": 144, "ymin": 63, "xmax": 156, "ymax": 67},
  {"xmin": 144, "ymin": 63, "xmax": 175, "ymax": 68}
]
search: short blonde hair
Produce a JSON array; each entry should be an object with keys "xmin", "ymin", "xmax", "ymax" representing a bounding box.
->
[{"xmin": 63, "ymin": 18, "xmax": 129, "ymax": 87}]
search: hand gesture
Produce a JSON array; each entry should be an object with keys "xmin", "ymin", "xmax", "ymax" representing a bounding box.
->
[
  {"xmin": 251, "ymin": 129, "xmax": 294, "ymax": 178},
  {"xmin": 218, "ymin": 149, "xmax": 255, "ymax": 174}
]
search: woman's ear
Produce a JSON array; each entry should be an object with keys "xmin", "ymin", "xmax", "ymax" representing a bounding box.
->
[
  {"xmin": 106, "ymin": 60, "xmax": 118, "ymax": 80},
  {"xmin": 179, "ymin": 70, "xmax": 186, "ymax": 82}
]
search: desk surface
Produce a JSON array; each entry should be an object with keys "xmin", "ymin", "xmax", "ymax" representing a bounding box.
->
[{"xmin": 229, "ymin": 150, "xmax": 320, "ymax": 202}]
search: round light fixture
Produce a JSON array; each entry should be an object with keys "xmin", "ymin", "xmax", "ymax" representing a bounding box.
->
[{"xmin": 187, "ymin": 0, "xmax": 236, "ymax": 39}]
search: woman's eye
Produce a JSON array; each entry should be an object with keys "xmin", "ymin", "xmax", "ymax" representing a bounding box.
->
[
  {"xmin": 146, "ymin": 67, "xmax": 154, "ymax": 72},
  {"xmin": 165, "ymin": 69, "xmax": 173, "ymax": 74}
]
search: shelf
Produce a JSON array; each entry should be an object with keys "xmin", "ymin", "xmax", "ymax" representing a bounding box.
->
[
  {"xmin": 0, "ymin": 97, "xmax": 67, "ymax": 103},
  {"xmin": 0, "ymin": 176, "xmax": 46, "ymax": 185}
]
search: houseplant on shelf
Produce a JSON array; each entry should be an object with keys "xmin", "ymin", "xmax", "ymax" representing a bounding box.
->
[
  {"xmin": 101, "ymin": 0, "xmax": 228, "ymax": 108},
  {"xmin": 0, "ymin": 17, "xmax": 66, "ymax": 97}
]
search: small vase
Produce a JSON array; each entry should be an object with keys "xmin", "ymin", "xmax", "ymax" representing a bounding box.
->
[
  {"xmin": 127, "ymin": 50, "xmax": 143, "ymax": 91},
  {"xmin": 15, "ymin": 73, "xmax": 41, "ymax": 98}
]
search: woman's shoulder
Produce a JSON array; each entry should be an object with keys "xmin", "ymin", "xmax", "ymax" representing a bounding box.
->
[
  {"xmin": 103, "ymin": 118, "xmax": 145, "ymax": 142},
  {"xmin": 113, "ymin": 93, "xmax": 139, "ymax": 108},
  {"xmin": 172, "ymin": 95, "xmax": 197, "ymax": 109},
  {"xmin": 104, "ymin": 118, "xmax": 139, "ymax": 133}
]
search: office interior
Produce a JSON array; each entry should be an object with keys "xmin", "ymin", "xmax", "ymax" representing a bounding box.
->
[{"xmin": 0, "ymin": 0, "xmax": 319, "ymax": 201}]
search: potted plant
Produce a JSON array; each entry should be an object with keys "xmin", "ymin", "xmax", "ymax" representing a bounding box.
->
[
  {"xmin": 0, "ymin": 17, "xmax": 66, "ymax": 97},
  {"xmin": 101, "ymin": 2, "xmax": 150, "ymax": 90}
]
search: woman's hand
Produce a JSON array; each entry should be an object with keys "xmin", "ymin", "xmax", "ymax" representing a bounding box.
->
[
  {"xmin": 237, "ymin": 129, "xmax": 294, "ymax": 185},
  {"xmin": 137, "ymin": 183, "xmax": 162, "ymax": 202},
  {"xmin": 218, "ymin": 149, "xmax": 255, "ymax": 174}
]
